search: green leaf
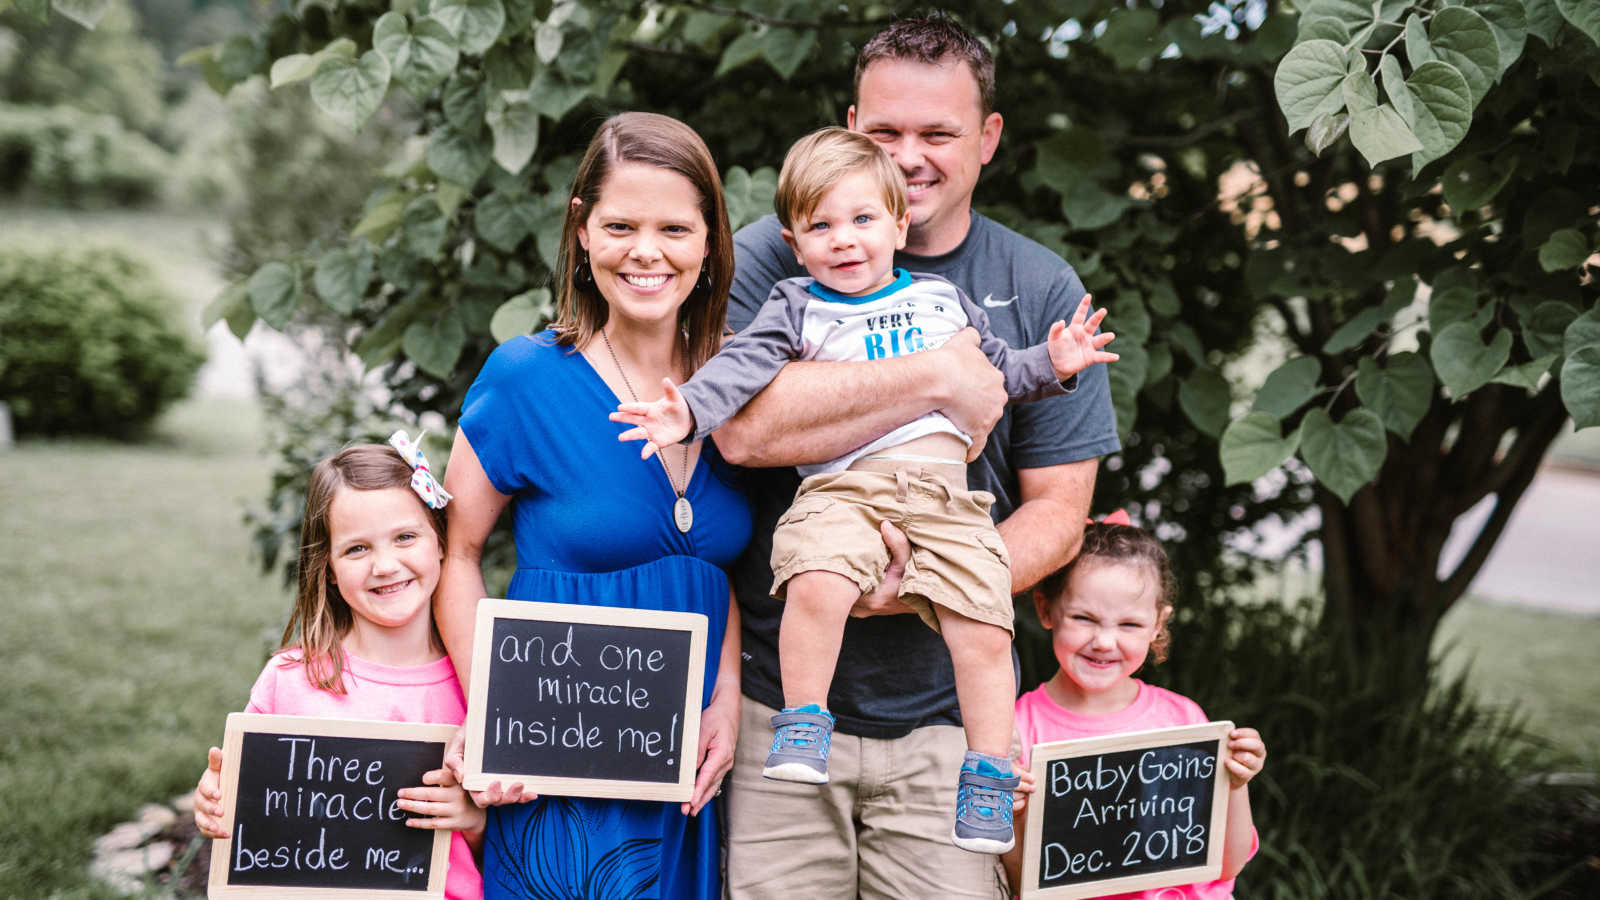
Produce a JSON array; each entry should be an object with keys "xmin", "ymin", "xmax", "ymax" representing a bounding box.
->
[
  {"xmin": 246, "ymin": 262, "xmax": 301, "ymax": 330},
  {"xmin": 1220, "ymin": 411, "xmax": 1301, "ymax": 486},
  {"xmin": 474, "ymin": 189, "xmax": 537, "ymax": 252},
  {"xmin": 484, "ymin": 40, "xmax": 536, "ymax": 92},
  {"xmin": 1300, "ymin": 407, "xmax": 1388, "ymax": 503},
  {"xmin": 1179, "ymin": 366, "xmax": 1231, "ymax": 437},
  {"xmin": 1431, "ymin": 321, "xmax": 1513, "ymax": 398},
  {"xmin": 175, "ymin": 45, "xmax": 216, "ymax": 68},
  {"xmin": 12, "ymin": 0, "xmax": 52, "ymax": 22},
  {"xmin": 528, "ymin": 67, "xmax": 589, "ymax": 121},
  {"xmin": 1566, "ymin": 306, "xmax": 1600, "ymax": 356},
  {"xmin": 1107, "ymin": 343, "xmax": 1149, "ymax": 443},
  {"xmin": 1145, "ymin": 342, "xmax": 1173, "ymax": 387},
  {"xmin": 1146, "ymin": 281, "xmax": 1180, "ymax": 317},
  {"xmin": 1299, "ymin": 17, "xmax": 1351, "ymax": 44},
  {"xmin": 312, "ymin": 245, "xmax": 372, "ymax": 315},
  {"xmin": 722, "ymin": 165, "xmax": 779, "ymax": 233},
  {"xmin": 1491, "ymin": 353, "xmax": 1559, "ymax": 390},
  {"xmin": 1404, "ymin": 14, "xmax": 1434, "ymax": 63},
  {"xmin": 51, "ymin": 0, "xmax": 110, "ymax": 29},
  {"xmin": 1557, "ymin": 0, "xmax": 1600, "ymax": 45},
  {"xmin": 217, "ymin": 34, "xmax": 265, "ymax": 82},
  {"xmin": 1523, "ymin": 301, "xmax": 1580, "ymax": 358},
  {"xmin": 761, "ymin": 27, "xmax": 816, "ymax": 80},
  {"xmin": 1110, "ymin": 294, "xmax": 1152, "ymax": 346},
  {"xmin": 1428, "ymin": 285, "xmax": 1481, "ymax": 336},
  {"xmin": 354, "ymin": 289, "xmax": 431, "ymax": 367},
  {"xmin": 1324, "ymin": 301, "xmax": 1403, "ymax": 354},
  {"xmin": 1254, "ymin": 356, "xmax": 1322, "ymax": 419},
  {"xmin": 1354, "ymin": 353, "xmax": 1434, "ymax": 440},
  {"xmin": 490, "ymin": 288, "xmax": 552, "ymax": 342},
  {"xmin": 442, "ymin": 71, "xmax": 487, "ymax": 137},
  {"xmin": 1306, "ymin": 111, "xmax": 1350, "ymax": 155},
  {"xmin": 1304, "ymin": 0, "xmax": 1378, "ymax": 32},
  {"xmin": 430, "ymin": 0, "xmax": 505, "ymax": 56},
  {"xmin": 715, "ymin": 28, "xmax": 766, "ymax": 77},
  {"xmin": 1429, "ymin": 7, "xmax": 1500, "ymax": 106},
  {"xmin": 402, "ymin": 195, "xmax": 449, "ymax": 259},
  {"xmin": 1342, "ymin": 69, "xmax": 1378, "ymax": 112},
  {"xmin": 1525, "ymin": 0, "xmax": 1566, "ymax": 45},
  {"xmin": 1539, "ymin": 229, "xmax": 1591, "ymax": 272},
  {"xmin": 1562, "ymin": 346, "xmax": 1600, "ymax": 429},
  {"xmin": 1060, "ymin": 178, "xmax": 1132, "ymax": 231},
  {"xmin": 403, "ymin": 311, "xmax": 466, "ymax": 379},
  {"xmin": 1275, "ymin": 40, "xmax": 1351, "ymax": 132},
  {"xmin": 1096, "ymin": 8, "xmax": 1162, "ymax": 70},
  {"xmin": 203, "ymin": 282, "xmax": 255, "ymax": 341},
  {"xmin": 1169, "ymin": 322, "xmax": 1206, "ymax": 365},
  {"xmin": 1414, "ymin": 60, "xmax": 1472, "ymax": 171},
  {"xmin": 487, "ymin": 94, "xmax": 540, "ymax": 174},
  {"xmin": 310, "ymin": 51, "xmax": 391, "ymax": 131},
  {"xmin": 535, "ymin": 22, "xmax": 563, "ymax": 64},
  {"xmin": 1380, "ymin": 53, "xmax": 1413, "ymax": 125},
  {"xmin": 426, "ymin": 127, "xmax": 489, "ymax": 186},
  {"xmin": 1349, "ymin": 102, "xmax": 1423, "ymax": 166},
  {"xmin": 375, "ymin": 13, "xmax": 459, "ymax": 98},
  {"xmin": 270, "ymin": 53, "xmax": 320, "ymax": 88},
  {"xmin": 1442, "ymin": 155, "xmax": 1516, "ymax": 210},
  {"xmin": 351, "ymin": 191, "xmax": 407, "ymax": 242},
  {"xmin": 1477, "ymin": 0, "xmax": 1528, "ymax": 75}
]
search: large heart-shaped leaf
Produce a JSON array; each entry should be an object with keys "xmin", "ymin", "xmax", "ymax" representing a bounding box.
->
[
  {"xmin": 1179, "ymin": 366, "xmax": 1231, "ymax": 437},
  {"xmin": 374, "ymin": 13, "xmax": 459, "ymax": 98},
  {"xmin": 403, "ymin": 311, "xmax": 466, "ymax": 379},
  {"xmin": 1221, "ymin": 411, "xmax": 1301, "ymax": 486},
  {"xmin": 1566, "ymin": 306, "xmax": 1600, "ymax": 357},
  {"xmin": 1300, "ymin": 407, "xmax": 1388, "ymax": 503},
  {"xmin": 1477, "ymin": 0, "xmax": 1528, "ymax": 76},
  {"xmin": 246, "ymin": 261, "xmax": 301, "ymax": 329},
  {"xmin": 426, "ymin": 126, "xmax": 489, "ymax": 185},
  {"xmin": 535, "ymin": 22, "xmax": 563, "ymax": 63},
  {"xmin": 1404, "ymin": 14, "xmax": 1435, "ymax": 63},
  {"xmin": 1525, "ymin": 0, "xmax": 1566, "ymax": 45},
  {"xmin": 1561, "ymin": 345, "xmax": 1600, "ymax": 429},
  {"xmin": 490, "ymin": 289, "xmax": 553, "ymax": 343},
  {"xmin": 474, "ymin": 189, "xmax": 538, "ymax": 252},
  {"xmin": 1441, "ymin": 155, "xmax": 1516, "ymax": 210},
  {"xmin": 1275, "ymin": 40, "xmax": 1350, "ymax": 132},
  {"xmin": 203, "ymin": 282, "xmax": 255, "ymax": 341},
  {"xmin": 529, "ymin": 67, "xmax": 590, "ymax": 121},
  {"xmin": 1431, "ymin": 321, "xmax": 1513, "ymax": 398},
  {"xmin": 1429, "ymin": 7, "xmax": 1499, "ymax": 107},
  {"xmin": 760, "ymin": 27, "xmax": 817, "ymax": 80},
  {"xmin": 487, "ymin": 93, "xmax": 540, "ymax": 174},
  {"xmin": 310, "ymin": 50, "xmax": 391, "ymax": 131},
  {"xmin": 1539, "ymin": 229, "xmax": 1590, "ymax": 272},
  {"xmin": 1522, "ymin": 301, "xmax": 1580, "ymax": 358},
  {"xmin": 722, "ymin": 165, "xmax": 779, "ymax": 233},
  {"xmin": 1253, "ymin": 356, "xmax": 1322, "ymax": 419},
  {"xmin": 1354, "ymin": 353, "xmax": 1434, "ymax": 440},
  {"xmin": 1491, "ymin": 354, "xmax": 1559, "ymax": 391},
  {"xmin": 1557, "ymin": 0, "xmax": 1600, "ymax": 45},
  {"xmin": 1405, "ymin": 60, "xmax": 1472, "ymax": 170},
  {"xmin": 313, "ymin": 245, "xmax": 373, "ymax": 315},
  {"xmin": 429, "ymin": 0, "xmax": 505, "ymax": 56},
  {"xmin": 1108, "ymin": 343, "xmax": 1149, "ymax": 443}
]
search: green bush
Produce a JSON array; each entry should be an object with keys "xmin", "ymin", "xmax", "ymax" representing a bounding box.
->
[
  {"xmin": 1120, "ymin": 593, "xmax": 1590, "ymax": 899},
  {"xmin": 0, "ymin": 103, "xmax": 170, "ymax": 206},
  {"xmin": 0, "ymin": 245, "xmax": 204, "ymax": 436}
]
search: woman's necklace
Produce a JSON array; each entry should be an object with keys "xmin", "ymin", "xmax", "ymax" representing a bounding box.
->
[{"xmin": 600, "ymin": 328, "xmax": 694, "ymax": 533}]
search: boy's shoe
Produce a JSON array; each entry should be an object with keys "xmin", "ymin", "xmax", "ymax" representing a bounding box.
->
[
  {"xmin": 951, "ymin": 751, "xmax": 1021, "ymax": 853},
  {"xmin": 762, "ymin": 705, "xmax": 834, "ymax": 784}
]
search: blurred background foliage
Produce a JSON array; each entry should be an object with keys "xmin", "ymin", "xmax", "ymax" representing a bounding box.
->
[{"xmin": 3, "ymin": 0, "xmax": 1597, "ymax": 895}]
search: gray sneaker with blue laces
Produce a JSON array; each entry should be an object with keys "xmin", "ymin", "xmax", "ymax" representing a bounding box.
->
[
  {"xmin": 762, "ymin": 705, "xmax": 834, "ymax": 784},
  {"xmin": 951, "ymin": 750, "xmax": 1021, "ymax": 853}
]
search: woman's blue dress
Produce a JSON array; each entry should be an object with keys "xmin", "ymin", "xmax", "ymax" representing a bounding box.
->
[{"xmin": 460, "ymin": 332, "xmax": 753, "ymax": 900}]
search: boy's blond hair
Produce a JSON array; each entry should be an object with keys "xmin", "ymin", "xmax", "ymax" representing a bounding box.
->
[{"xmin": 774, "ymin": 127, "xmax": 908, "ymax": 230}]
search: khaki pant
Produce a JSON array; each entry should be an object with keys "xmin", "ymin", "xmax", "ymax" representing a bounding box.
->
[{"xmin": 725, "ymin": 695, "xmax": 1009, "ymax": 900}]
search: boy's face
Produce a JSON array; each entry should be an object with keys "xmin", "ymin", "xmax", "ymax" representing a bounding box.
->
[{"xmin": 781, "ymin": 169, "xmax": 909, "ymax": 297}]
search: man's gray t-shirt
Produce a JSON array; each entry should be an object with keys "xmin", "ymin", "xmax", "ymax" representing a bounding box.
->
[{"xmin": 727, "ymin": 210, "xmax": 1121, "ymax": 739}]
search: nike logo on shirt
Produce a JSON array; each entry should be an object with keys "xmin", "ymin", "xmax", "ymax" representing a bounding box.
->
[{"xmin": 982, "ymin": 294, "xmax": 1018, "ymax": 308}]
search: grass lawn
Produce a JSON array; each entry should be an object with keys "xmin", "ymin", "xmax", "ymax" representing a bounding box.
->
[{"xmin": 0, "ymin": 397, "xmax": 286, "ymax": 898}]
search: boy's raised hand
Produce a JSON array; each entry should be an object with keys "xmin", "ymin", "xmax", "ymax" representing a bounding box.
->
[
  {"xmin": 1047, "ymin": 293, "xmax": 1118, "ymax": 380},
  {"xmin": 193, "ymin": 746, "xmax": 228, "ymax": 839},
  {"xmin": 1224, "ymin": 727, "xmax": 1267, "ymax": 788},
  {"xmin": 609, "ymin": 377, "xmax": 692, "ymax": 460}
]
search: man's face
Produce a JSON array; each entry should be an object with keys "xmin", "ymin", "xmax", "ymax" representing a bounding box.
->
[{"xmin": 849, "ymin": 58, "xmax": 1002, "ymax": 255}]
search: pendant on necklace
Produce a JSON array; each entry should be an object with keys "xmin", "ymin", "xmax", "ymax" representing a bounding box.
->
[{"xmin": 673, "ymin": 496, "xmax": 694, "ymax": 533}]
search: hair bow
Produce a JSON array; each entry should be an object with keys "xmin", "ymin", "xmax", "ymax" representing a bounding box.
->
[
  {"xmin": 1084, "ymin": 509, "xmax": 1133, "ymax": 526},
  {"xmin": 389, "ymin": 430, "xmax": 452, "ymax": 510}
]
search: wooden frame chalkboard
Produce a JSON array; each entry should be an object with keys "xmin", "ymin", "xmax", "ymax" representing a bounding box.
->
[
  {"xmin": 207, "ymin": 713, "xmax": 456, "ymax": 898},
  {"xmin": 1020, "ymin": 721, "xmax": 1234, "ymax": 900},
  {"xmin": 462, "ymin": 599, "xmax": 708, "ymax": 803}
]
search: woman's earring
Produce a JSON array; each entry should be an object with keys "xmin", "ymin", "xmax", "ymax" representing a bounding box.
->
[
  {"xmin": 575, "ymin": 250, "xmax": 593, "ymax": 287},
  {"xmin": 696, "ymin": 264, "xmax": 712, "ymax": 294}
]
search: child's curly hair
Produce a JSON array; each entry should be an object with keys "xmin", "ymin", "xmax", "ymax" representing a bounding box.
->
[{"xmin": 1036, "ymin": 522, "xmax": 1178, "ymax": 664}]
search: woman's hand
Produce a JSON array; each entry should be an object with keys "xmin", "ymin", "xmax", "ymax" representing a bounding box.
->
[
  {"xmin": 682, "ymin": 690, "xmax": 739, "ymax": 816},
  {"xmin": 397, "ymin": 767, "xmax": 487, "ymax": 837},
  {"xmin": 443, "ymin": 726, "xmax": 538, "ymax": 808},
  {"xmin": 1224, "ymin": 727, "xmax": 1266, "ymax": 788},
  {"xmin": 193, "ymin": 746, "xmax": 228, "ymax": 839}
]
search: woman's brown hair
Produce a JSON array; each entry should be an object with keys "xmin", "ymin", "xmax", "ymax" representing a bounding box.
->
[
  {"xmin": 551, "ymin": 111, "xmax": 734, "ymax": 375},
  {"xmin": 284, "ymin": 444, "xmax": 447, "ymax": 692},
  {"xmin": 1036, "ymin": 522, "xmax": 1178, "ymax": 664}
]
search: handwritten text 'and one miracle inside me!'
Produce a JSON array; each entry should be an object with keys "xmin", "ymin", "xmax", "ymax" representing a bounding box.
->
[
  {"xmin": 1037, "ymin": 742, "xmax": 1219, "ymax": 887},
  {"xmin": 484, "ymin": 620, "xmax": 692, "ymax": 782},
  {"xmin": 229, "ymin": 733, "xmax": 437, "ymax": 889}
]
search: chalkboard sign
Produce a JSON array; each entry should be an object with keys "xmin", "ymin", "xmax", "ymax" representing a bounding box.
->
[
  {"xmin": 207, "ymin": 713, "xmax": 456, "ymax": 898},
  {"xmin": 1020, "ymin": 721, "xmax": 1234, "ymax": 900},
  {"xmin": 462, "ymin": 599, "xmax": 707, "ymax": 802}
]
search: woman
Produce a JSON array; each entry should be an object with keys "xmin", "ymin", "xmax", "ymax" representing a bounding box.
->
[{"xmin": 437, "ymin": 112, "xmax": 752, "ymax": 899}]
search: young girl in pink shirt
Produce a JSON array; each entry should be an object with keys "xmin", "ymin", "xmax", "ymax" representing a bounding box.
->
[
  {"xmin": 191, "ymin": 438, "xmax": 484, "ymax": 899},
  {"xmin": 1003, "ymin": 519, "xmax": 1266, "ymax": 898}
]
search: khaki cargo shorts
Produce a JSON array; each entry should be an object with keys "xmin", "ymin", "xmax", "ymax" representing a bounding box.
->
[{"xmin": 768, "ymin": 465, "xmax": 1014, "ymax": 633}]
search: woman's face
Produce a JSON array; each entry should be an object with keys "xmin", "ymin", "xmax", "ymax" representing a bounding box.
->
[{"xmin": 577, "ymin": 162, "xmax": 709, "ymax": 332}]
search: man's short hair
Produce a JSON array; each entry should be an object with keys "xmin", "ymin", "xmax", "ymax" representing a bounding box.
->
[
  {"xmin": 774, "ymin": 127, "xmax": 908, "ymax": 231},
  {"xmin": 854, "ymin": 13, "xmax": 995, "ymax": 116}
]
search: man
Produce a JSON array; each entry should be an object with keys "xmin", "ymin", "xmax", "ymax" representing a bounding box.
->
[{"xmin": 717, "ymin": 15, "xmax": 1120, "ymax": 898}]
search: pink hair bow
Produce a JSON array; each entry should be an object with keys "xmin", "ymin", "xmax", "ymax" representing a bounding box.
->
[
  {"xmin": 1085, "ymin": 509, "xmax": 1133, "ymax": 526},
  {"xmin": 389, "ymin": 430, "xmax": 452, "ymax": 510}
]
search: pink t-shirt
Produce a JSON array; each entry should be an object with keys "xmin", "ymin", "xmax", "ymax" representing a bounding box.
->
[
  {"xmin": 245, "ymin": 650, "xmax": 482, "ymax": 900},
  {"xmin": 1014, "ymin": 680, "xmax": 1256, "ymax": 900}
]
